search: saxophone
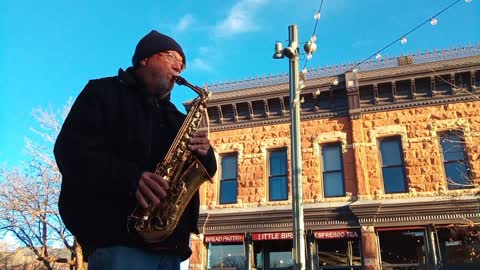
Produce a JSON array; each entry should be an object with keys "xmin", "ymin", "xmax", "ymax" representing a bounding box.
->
[{"xmin": 128, "ymin": 76, "xmax": 213, "ymax": 243}]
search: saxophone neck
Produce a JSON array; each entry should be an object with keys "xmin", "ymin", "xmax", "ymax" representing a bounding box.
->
[{"xmin": 175, "ymin": 76, "xmax": 209, "ymax": 98}]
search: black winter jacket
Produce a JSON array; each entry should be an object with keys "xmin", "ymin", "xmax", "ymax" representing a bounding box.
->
[{"xmin": 54, "ymin": 67, "xmax": 216, "ymax": 261}]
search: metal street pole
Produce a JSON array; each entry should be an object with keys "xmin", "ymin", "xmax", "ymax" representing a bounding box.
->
[{"xmin": 287, "ymin": 24, "xmax": 306, "ymax": 270}]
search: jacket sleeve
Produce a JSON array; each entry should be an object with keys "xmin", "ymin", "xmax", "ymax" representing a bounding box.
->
[{"xmin": 54, "ymin": 80, "xmax": 142, "ymax": 200}]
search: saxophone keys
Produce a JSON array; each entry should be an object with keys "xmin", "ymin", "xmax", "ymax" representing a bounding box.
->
[{"xmin": 180, "ymin": 141, "xmax": 186, "ymax": 149}]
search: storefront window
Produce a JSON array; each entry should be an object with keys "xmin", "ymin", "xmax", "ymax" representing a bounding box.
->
[
  {"xmin": 254, "ymin": 239, "xmax": 293, "ymax": 270},
  {"xmin": 313, "ymin": 230, "xmax": 362, "ymax": 269},
  {"xmin": 317, "ymin": 239, "xmax": 362, "ymax": 269},
  {"xmin": 438, "ymin": 226, "xmax": 480, "ymax": 269},
  {"xmin": 378, "ymin": 229, "xmax": 428, "ymax": 270},
  {"xmin": 208, "ymin": 243, "xmax": 246, "ymax": 270}
]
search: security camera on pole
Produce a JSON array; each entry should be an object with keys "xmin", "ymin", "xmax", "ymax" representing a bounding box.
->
[{"xmin": 273, "ymin": 24, "xmax": 317, "ymax": 270}]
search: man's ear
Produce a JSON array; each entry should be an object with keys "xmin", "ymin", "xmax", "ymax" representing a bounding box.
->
[{"xmin": 139, "ymin": 58, "xmax": 148, "ymax": 67}]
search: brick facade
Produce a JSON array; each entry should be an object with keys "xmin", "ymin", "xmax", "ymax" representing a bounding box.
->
[
  {"xmin": 201, "ymin": 101, "xmax": 479, "ymax": 209},
  {"xmin": 189, "ymin": 49, "xmax": 480, "ymax": 269}
]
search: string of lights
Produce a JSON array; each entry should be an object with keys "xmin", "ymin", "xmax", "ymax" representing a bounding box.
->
[
  {"xmin": 352, "ymin": 0, "xmax": 472, "ymax": 71},
  {"xmin": 301, "ymin": 0, "xmax": 324, "ymax": 72},
  {"xmin": 300, "ymin": 0, "xmax": 473, "ymax": 75}
]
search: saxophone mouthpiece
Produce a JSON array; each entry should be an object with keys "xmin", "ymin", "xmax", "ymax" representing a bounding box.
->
[{"xmin": 174, "ymin": 76, "xmax": 187, "ymax": 86}]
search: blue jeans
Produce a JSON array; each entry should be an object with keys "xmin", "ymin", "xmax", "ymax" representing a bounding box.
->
[{"xmin": 87, "ymin": 246, "xmax": 181, "ymax": 270}]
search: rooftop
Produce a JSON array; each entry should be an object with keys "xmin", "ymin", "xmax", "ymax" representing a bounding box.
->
[{"xmin": 205, "ymin": 43, "xmax": 480, "ymax": 93}]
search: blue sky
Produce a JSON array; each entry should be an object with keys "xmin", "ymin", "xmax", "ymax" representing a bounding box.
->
[{"xmin": 1, "ymin": 0, "xmax": 479, "ymax": 167}]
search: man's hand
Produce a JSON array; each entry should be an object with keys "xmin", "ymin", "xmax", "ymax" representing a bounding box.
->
[
  {"xmin": 189, "ymin": 130, "xmax": 211, "ymax": 156},
  {"xmin": 135, "ymin": 172, "xmax": 170, "ymax": 209}
]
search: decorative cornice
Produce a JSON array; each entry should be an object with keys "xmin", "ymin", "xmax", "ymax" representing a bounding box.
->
[
  {"xmin": 199, "ymin": 197, "xmax": 480, "ymax": 234},
  {"xmin": 350, "ymin": 197, "xmax": 480, "ymax": 227},
  {"xmin": 205, "ymin": 43, "xmax": 480, "ymax": 93},
  {"xmin": 209, "ymin": 109, "xmax": 349, "ymax": 131},
  {"xmin": 200, "ymin": 205, "xmax": 358, "ymax": 234},
  {"xmin": 208, "ymin": 93, "xmax": 479, "ymax": 131},
  {"xmin": 360, "ymin": 94, "xmax": 479, "ymax": 113}
]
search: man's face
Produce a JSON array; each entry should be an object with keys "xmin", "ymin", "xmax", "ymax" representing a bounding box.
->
[{"xmin": 143, "ymin": 50, "xmax": 185, "ymax": 97}]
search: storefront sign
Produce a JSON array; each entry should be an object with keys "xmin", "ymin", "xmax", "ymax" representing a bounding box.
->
[
  {"xmin": 204, "ymin": 234, "xmax": 244, "ymax": 243},
  {"xmin": 313, "ymin": 230, "xmax": 359, "ymax": 239},
  {"xmin": 252, "ymin": 232, "xmax": 293, "ymax": 241}
]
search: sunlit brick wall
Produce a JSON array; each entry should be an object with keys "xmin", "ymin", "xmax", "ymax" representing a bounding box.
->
[{"xmin": 201, "ymin": 100, "xmax": 480, "ymax": 209}]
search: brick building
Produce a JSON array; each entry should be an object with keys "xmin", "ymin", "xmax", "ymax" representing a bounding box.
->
[{"xmin": 188, "ymin": 44, "xmax": 480, "ymax": 270}]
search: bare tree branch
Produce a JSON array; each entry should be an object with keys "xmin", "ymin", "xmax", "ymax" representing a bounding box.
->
[{"xmin": 0, "ymin": 99, "xmax": 85, "ymax": 270}]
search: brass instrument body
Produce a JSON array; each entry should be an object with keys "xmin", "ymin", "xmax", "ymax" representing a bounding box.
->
[{"xmin": 128, "ymin": 76, "xmax": 212, "ymax": 243}]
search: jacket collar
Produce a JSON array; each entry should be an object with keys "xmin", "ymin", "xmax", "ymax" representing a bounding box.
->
[
  {"xmin": 117, "ymin": 67, "xmax": 180, "ymax": 113},
  {"xmin": 117, "ymin": 67, "xmax": 173, "ymax": 105}
]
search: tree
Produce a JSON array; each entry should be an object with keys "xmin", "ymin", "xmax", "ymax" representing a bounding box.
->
[{"xmin": 0, "ymin": 100, "xmax": 85, "ymax": 270}]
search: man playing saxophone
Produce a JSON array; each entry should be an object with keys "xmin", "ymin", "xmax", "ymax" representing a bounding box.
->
[{"xmin": 54, "ymin": 30, "xmax": 217, "ymax": 270}]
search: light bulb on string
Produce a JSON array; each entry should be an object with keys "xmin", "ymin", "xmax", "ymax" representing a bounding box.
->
[
  {"xmin": 299, "ymin": 79, "xmax": 305, "ymax": 90},
  {"xmin": 311, "ymin": 35, "xmax": 317, "ymax": 42},
  {"xmin": 299, "ymin": 71, "xmax": 307, "ymax": 81},
  {"xmin": 314, "ymin": 12, "xmax": 321, "ymax": 20},
  {"xmin": 430, "ymin": 18, "xmax": 438, "ymax": 26},
  {"xmin": 465, "ymin": 0, "xmax": 472, "ymax": 3},
  {"xmin": 301, "ymin": 68, "xmax": 308, "ymax": 75},
  {"xmin": 400, "ymin": 37, "xmax": 408, "ymax": 44},
  {"xmin": 306, "ymin": 54, "xmax": 313, "ymax": 60},
  {"xmin": 375, "ymin": 53, "xmax": 382, "ymax": 60}
]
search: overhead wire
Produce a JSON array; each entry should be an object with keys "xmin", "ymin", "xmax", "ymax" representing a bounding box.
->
[{"xmin": 301, "ymin": 0, "xmax": 470, "ymax": 73}]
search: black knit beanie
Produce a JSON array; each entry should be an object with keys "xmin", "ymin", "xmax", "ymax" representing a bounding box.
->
[{"xmin": 131, "ymin": 30, "xmax": 186, "ymax": 68}]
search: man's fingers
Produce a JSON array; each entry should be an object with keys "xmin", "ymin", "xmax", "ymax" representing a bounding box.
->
[
  {"xmin": 135, "ymin": 190, "xmax": 149, "ymax": 209},
  {"xmin": 190, "ymin": 137, "xmax": 209, "ymax": 145},
  {"xmin": 151, "ymin": 174, "xmax": 170, "ymax": 192},
  {"xmin": 190, "ymin": 144, "xmax": 209, "ymax": 155},
  {"xmin": 138, "ymin": 178, "xmax": 160, "ymax": 206},
  {"xmin": 194, "ymin": 130, "xmax": 208, "ymax": 137}
]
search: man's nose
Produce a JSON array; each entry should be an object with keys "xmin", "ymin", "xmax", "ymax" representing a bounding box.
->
[{"xmin": 173, "ymin": 61, "xmax": 185, "ymax": 73}]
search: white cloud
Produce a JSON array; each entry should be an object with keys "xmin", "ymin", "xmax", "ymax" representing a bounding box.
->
[
  {"xmin": 175, "ymin": 14, "xmax": 194, "ymax": 32},
  {"xmin": 215, "ymin": 0, "xmax": 267, "ymax": 37},
  {"xmin": 190, "ymin": 58, "xmax": 213, "ymax": 72},
  {"xmin": 198, "ymin": 46, "xmax": 210, "ymax": 54}
]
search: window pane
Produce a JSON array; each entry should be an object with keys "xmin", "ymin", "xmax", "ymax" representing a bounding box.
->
[
  {"xmin": 269, "ymin": 176, "xmax": 287, "ymax": 201},
  {"xmin": 440, "ymin": 132, "xmax": 472, "ymax": 190},
  {"xmin": 269, "ymin": 251, "xmax": 294, "ymax": 269},
  {"xmin": 322, "ymin": 145, "xmax": 342, "ymax": 171},
  {"xmin": 318, "ymin": 239, "xmax": 362, "ymax": 267},
  {"xmin": 222, "ymin": 155, "xmax": 237, "ymax": 179},
  {"xmin": 270, "ymin": 150, "xmax": 287, "ymax": 176},
  {"xmin": 208, "ymin": 243, "xmax": 246, "ymax": 270},
  {"xmin": 254, "ymin": 240, "xmax": 293, "ymax": 270},
  {"xmin": 383, "ymin": 167, "xmax": 407, "ymax": 193},
  {"xmin": 445, "ymin": 162, "xmax": 470, "ymax": 189},
  {"xmin": 380, "ymin": 139, "xmax": 402, "ymax": 166},
  {"xmin": 437, "ymin": 227, "xmax": 480, "ymax": 268},
  {"xmin": 324, "ymin": 171, "xmax": 345, "ymax": 197},
  {"xmin": 220, "ymin": 180, "xmax": 237, "ymax": 204},
  {"xmin": 440, "ymin": 134, "xmax": 465, "ymax": 161},
  {"xmin": 378, "ymin": 230, "xmax": 427, "ymax": 269}
]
